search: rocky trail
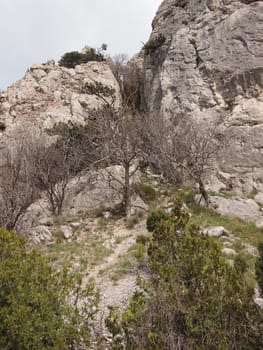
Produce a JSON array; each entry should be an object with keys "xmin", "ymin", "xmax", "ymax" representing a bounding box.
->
[{"xmin": 81, "ymin": 219, "xmax": 148, "ymax": 331}]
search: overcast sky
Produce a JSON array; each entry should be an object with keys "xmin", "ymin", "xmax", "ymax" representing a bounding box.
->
[{"xmin": 0, "ymin": 0, "xmax": 162, "ymax": 90}]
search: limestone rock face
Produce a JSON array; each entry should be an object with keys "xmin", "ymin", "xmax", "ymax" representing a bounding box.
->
[
  {"xmin": 0, "ymin": 59, "xmax": 120, "ymax": 137},
  {"xmin": 141, "ymin": 0, "xmax": 263, "ymax": 193}
]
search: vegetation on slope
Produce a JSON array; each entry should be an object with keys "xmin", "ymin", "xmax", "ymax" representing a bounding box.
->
[
  {"xmin": 0, "ymin": 228, "xmax": 99, "ymax": 350},
  {"xmin": 106, "ymin": 198, "xmax": 263, "ymax": 350}
]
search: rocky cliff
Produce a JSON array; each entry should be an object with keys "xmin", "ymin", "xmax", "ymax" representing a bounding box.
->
[{"xmin": 141, "ymin": 0, "xmax": 263, "ymax": 194}]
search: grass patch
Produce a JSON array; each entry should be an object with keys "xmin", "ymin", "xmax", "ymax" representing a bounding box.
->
[
  {"xmin": 132, "ymin": 182, "xmax": 159, "ymax": 204},
  {"xmin": 126, "ymin": 216, "xmax": 139, "ymax": 229},
  {"xmin": 99, "ymin": 243, "xmax": 147, "ymax": 282},
  {"xmin": 177, "ymin": 186, "xmax": 198, "ymax": 205},
  {"xmin": 41, "ymin": 236, "xmax": 113, "ymax": 275},
  {"xmin": 52, "ymin": 229, "xmax": 65, "ymax": 243},
  {"xmin": 114, "ymin": 235, "xmax": 125, "ymax": 245},
  {"xmin": 248, "ymin": 188, "xmax": 258, "ymax": 199},
  {"xmin": 208, "ymin": 190, "xmax": 234, "ymax": 199}
]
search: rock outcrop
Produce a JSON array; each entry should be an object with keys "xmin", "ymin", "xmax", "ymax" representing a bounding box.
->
[
  {"xmin": 0, "ymin": 59, "xmax": 120, "ymax": 137},
  {"xmin": 18, "ymin": 165, "xmax": 147, "ymax": 244},
  {"xmin": 141, "ymin": 0, "xmax": 263, "ymax": 194}
]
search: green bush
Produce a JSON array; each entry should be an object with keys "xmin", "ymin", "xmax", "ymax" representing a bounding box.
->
[
  {"xmin": 58, "ymin": 47, "xmax": 105, "ymax": 68},
  {"xmin": 136, "ymin": 234, "xmax": 150, "ymax": 246},
  {"xmin": 133, "ymin": 182, "xmax": 158, "ymax": 203},
  {"xmin": 143, "ymin": 34, "xmax": 166, "ymax": 54},
  {"xmin": 146, "ymin": 208, "xmax": 169, "ymax": 232},
  {"xmin": 0, "ymin": 228, "xmax": 99, "ymax": 349},
  {"xmin": 107, "ymin": 200, "xmax": 263, "ymax": 350}
]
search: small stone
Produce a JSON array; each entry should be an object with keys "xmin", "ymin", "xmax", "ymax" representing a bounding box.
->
[
  {"xmin": 222, "ymin": 247, "xmax": 237, "ymax": 256},
  {"xmin": 255, "ymin": 193, "xmax": 263, "ymax": 205},
  {"xmin": 255, "ymin": 298, "xmax": 263, "ymax": 309},
  {"xmin": 60, "ymin": 225, "xmax": 74, "ymax": 239},
  {"xmin": 70, "ymin": 222, "xmax": 83, "ymax": 231},
  {"xmin": 203, "ymin": 226, "xmax": 229, "ymax": 238},
  {"xmin": 103, "ymin": 211, "xmax": 111, "ymax": 219}
]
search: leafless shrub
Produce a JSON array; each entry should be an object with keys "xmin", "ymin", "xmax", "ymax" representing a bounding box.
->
[
  {"xmin": 146, "ymin": 115, "xmax": 224, "ymax": 205},
  {"xmin": 0, "ymin": 138, "xmax": 39, "ymax": 230}
]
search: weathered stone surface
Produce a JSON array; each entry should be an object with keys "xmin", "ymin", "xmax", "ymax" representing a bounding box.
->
[
  {"xmin": 0, "ymin": 59, "xmax": 120, "ymax": 138},
  {"xmin": 63, "ymin": 166, "xmax": 124, "ymax": 216},
  {"xmin": 18, "ymin": 199, "xmax": 51, "ymax": 235},
  {"xmin": 209, "ymin": 196, "xmax": 263, "ymax": 222},
  {"xmin": 255, "ymin": 297, "xmax": 263, "ymax": 309},
  {"xmin": 60, "ymin": 225, "xmax": 74, "ymax": 240},
  {"xmin": 130, "ymin": 195, "xmax": 148, "ymax": 215},
  {"xmin": 28, "ymin": 225, "xmax": 54, "ymax": 244},
  {"xmin": 195, "ymin": 193, "xmax": 263, "ymax": 223},
  {"xmin": 70, "ymin": 222, "xmax": 83, "ymax": 231},
  {"xmin": 203, "ymin": 226, "xmax": 229, "ymax": 238},
  {"xmin": 244, "ymin": 243, "xmax": 259, "ymax": 257},
  {"xmin": 141, "ymin": 0, "xmax": 263, "ymax": 194},
  {"xmin": 254, "ymin": 192, "xmax": 263, "ymax": 205},
  {"xmin": 222, "ymin": 247, "xmax": 237, "ymax": 256},
  {"xmin": 254, "ymin": 288, "xmax": 263, "ymax": 309}
]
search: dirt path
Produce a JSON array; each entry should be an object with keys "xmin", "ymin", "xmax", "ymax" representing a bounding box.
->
[
  {"xmin": 82, "ymin": 219, "xmax": 146, "ymax": 283},
  {"xmin": 82, "ymin": 219, "xmax": 147, "ymax": 340},
  {"xmin": 88, "ymin": 234, "xmax": 136, "ymax": 279}
]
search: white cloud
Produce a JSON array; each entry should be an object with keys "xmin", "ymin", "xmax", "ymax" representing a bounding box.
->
[{"xmin": 0, "ymin": 0, "xmax": 162, "ymax": 89}]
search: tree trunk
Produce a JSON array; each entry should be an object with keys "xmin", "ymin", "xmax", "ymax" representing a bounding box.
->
[
  {"xmin": 124, "ymin": 163, "xmax": 131, "ymax": 220},
  {"xmin": 198, "ymin": 179, "xmax": 209, "ymax": 207}
]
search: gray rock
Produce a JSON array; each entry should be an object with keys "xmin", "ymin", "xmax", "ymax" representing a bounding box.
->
[
  {"xmin": 222, "ymin": 247, "xmax": 237, "ymax": 256},
  {"xmin": 60, "ymin": 225, "xmax": 74, "ymax": 240},
  {"xmin": 203, "ymin": 226, "xmax": 229, "ymax": 238},
  {"xmin": 254, "ymin": 288, "xmax": 263, "ymax": 309},
  {"xmin": 204, "ymin": 196, "xmax": 263, "ymax": 224},
  {"xmin": 63, "ymin": 166, "xmax": 124, "ymax": 216},
  {"xmin": 103, "ymin": 211, "xmax": 111, "ymax": 219},
  {"xmin": 254, "ymin": 192, "xmax": 263, "ymax": 205},
  {"xmin": 29, "ymin": 225, "xmax": 54, "ymax": 244},
  {"xmin": 130, "ymin": 195, "xmax": 148, "ymax": 216},
  {"xmin": 243, "ymin": 243, "xmax": 259, "ymax": 257},
  {"xmin": 255, "ymin": 298, "xmax": 263, "ymax": 309},
  {"xmin": 38, "ymin": 217, "xmax": 53, "ymax": 227},
  {"xmin": 70, "ymin": 222, "xmax": 83, "ymax": 231}
]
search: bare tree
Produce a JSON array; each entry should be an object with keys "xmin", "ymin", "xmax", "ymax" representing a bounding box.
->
[
  {"xmin": 147, "ymin": 115, "xmax": 223, "ymax": 206},
  {"xmin": 82, "ymin": 81, "xmax": 146, "ymax": 219},
  {"xmin": 0, "ymin": 139, "xmax": 39, "ymax": 230},
  {"xmin": 108, "ymin": 54, "xmax": 144, "ymax": 111}
]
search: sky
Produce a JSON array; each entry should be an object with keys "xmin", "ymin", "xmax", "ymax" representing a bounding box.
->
[{"xmin": 0, "ymin": 0, "xmax": 162, "ymax": 90}]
